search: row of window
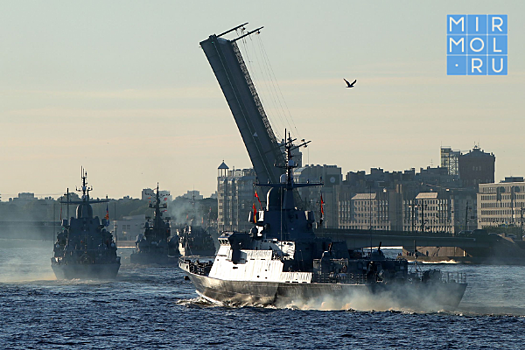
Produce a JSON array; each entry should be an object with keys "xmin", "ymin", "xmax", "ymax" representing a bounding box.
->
[
  {"xmin": 480, "ymin": 210, "xmax": 522, "ymax": 216},
  {"xmin": 480, "ymin": 201, "xmax": 525, "ymax": 208},
  {"xmin": 479, "ymin": 217, "xmax": 522, "ymax": 223}
]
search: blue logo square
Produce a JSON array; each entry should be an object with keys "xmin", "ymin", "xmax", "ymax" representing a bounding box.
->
[
  {"xmin": 468, "ymin": 56, "xmax": 487, "ymax": 75},
  {"xmin": 488, "ymin": 15, "xmax": 507, "ymax": 34},
  {"xmin": 489, "ymin": 35, "xmax": 507, "ymax": 55},
  {"xmin": 447, "ymin": 56, "xmax": 467, "ymax": 75},
  {"xmin": 468, "ymin": 15, "xmax": 487, "ymax": 34},
  {"xmin": 448, "ymin": 35, "xmax": 466, "ymax": 54},
  {"xmin": 488, "ymin": 56, "xmax": 507, "ymax": 75},
  {"xmin": 467, "ymin": 36, "xmax": 487, "ymax": 55},
  {"xmin": 448, "ymin": 15, "xmax": 466, "ymax": 34}
]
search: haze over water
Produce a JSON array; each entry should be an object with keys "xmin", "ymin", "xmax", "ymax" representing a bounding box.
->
[{"xmin": 1, "ymin": 240, "xmax": 524, "ymax": 349}]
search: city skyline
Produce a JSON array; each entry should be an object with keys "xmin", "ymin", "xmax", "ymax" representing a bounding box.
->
[{"xmin": 1, "ymin": 1, "xmax": 524, "ymax": 199}]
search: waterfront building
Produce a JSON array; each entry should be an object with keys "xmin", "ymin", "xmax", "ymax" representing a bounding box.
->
[
  {"xmin": 403, "ymin": 192, "xmax": 454, "ymax": 233},
  {"xmin": 478, "ymin": 177, "xmax": 525, "ymax": 229},
  {"xmin": 217, "ymin": 162, "xmax": 257, "ymax": 232},
  {"xmin": 458, "ymin": 146, "xmax": 495, "ymax": 188},
  {"xmin": 346, "ymin": 192, "xmax": 392, "ymax": 230}
]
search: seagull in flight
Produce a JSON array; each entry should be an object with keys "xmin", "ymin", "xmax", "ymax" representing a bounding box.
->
[{"xmin": 344, "ymin": 78, "xmax": 357, "ymax": 88}]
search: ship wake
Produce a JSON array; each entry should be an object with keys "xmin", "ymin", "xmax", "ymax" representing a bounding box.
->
[{"xmin": 275, "ymin": 285, "xmax": 456, "ymax": 313}]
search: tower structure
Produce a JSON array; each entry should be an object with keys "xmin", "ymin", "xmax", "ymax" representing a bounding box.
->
[
  {"xmin": 458, "ymin": 146, "xmax": 495, "ymax": 188},
  {"xmin": 441, "ymin": 147, "xmax": 460, "ymax": 176}
]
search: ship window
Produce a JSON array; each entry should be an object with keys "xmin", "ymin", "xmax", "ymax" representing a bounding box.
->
[{"xmin": 233, "ymin": 266, "xmax": 238, "ymax": 269}]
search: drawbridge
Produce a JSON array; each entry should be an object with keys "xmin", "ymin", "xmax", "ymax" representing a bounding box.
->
[{"xmin": 200, "ymin": 23, "xmax": 285, "ymax": 186}]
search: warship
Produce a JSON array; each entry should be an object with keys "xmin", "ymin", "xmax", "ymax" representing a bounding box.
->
[
  {"xmin": 130, "ymin": 184, "xmax": 178, "ymax": 264},
  {"xmin": 52, "ymin": 169, "xmax": 120, "ymax": 279},
  {"xmin": 177, "ymin": 223, "xmax": 216, "ymax": 257},
  {"xmin": 180, "ymin": 135, "xmax": 468, "ymax": 309}
]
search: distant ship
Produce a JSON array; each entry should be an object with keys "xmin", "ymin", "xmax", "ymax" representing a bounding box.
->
[
  {"xmin": 177, "ymin": 223, "xmax": 216, "ymax": 257},
  {"xmin": 180, "ymin": 134, "xmax": 468, "ymax": 309},
  {"xmin": 52, "ymin": 169, "xmax": 120, "ymax": 279},
  {"xmin": 130, "ymin": 183, "xmax": 179, "ymax": 264}
]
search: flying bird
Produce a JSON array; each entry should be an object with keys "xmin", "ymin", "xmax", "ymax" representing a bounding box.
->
[{"xmin": 344, "ymin": 78, "xmax": 357, "ymax": 88}]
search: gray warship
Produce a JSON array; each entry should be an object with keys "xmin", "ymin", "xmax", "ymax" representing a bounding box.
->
[
  {"xmin": 131, "ymin": 184, "xmax": 179, "ymax": 264},
  {"xmin": 177, "ymin": 223, "xmax": 216, "ymax": 257},
  {"xmin": 52, "ymin": 169, "xmax": 120, "ymax": 279},
  {"xmin": 180, "ymin": 135, "xmax": 468, "ymax": 309}
]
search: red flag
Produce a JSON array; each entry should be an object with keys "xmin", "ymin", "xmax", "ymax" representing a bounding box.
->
[
  {"xmin": 254, "ymin": 191, "xmax": 262, "ymax": 210},
  {"xmin": 320, "ymin": 194, "xmax": 325, "ymax": 216},
  {"xmin": 253, "ymin": 203, "xmax": 257, "ymax": 223}
]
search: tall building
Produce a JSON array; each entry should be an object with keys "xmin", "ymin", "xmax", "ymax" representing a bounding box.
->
[
  {"xmin": 441, "ymin": 147, "xmax": 460, "ymax": 176},
  {"xmin": 478, "ymin": 177, "xmax": 525, "ymax": 229},
  {"xmin": 458, "ymin": 146, "xmax": 495, "ymax": 188},
  {"xmin": 217, "ymin": 162, "xmax": 257, "ymax": 232}
]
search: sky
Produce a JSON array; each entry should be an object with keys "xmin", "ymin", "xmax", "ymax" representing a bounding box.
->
[{"xmin": 1, "ymin": 1, "xmax": 524, "ymax": 200}]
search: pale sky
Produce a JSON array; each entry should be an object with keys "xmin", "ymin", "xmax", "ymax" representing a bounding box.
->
[{"xmin": 1, "ymin": 1, "xmax": 524, "ymax": 200}]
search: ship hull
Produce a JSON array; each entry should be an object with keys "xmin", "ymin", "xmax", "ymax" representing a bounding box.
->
[
  {"xmin": 51, "ymin": 259, "xmax": 120, "ymax": 280},
  {"xmin": 184, "ymin": 271, "xmax": 466, "ymax": 310},
  {"xmin": 276, "ymin": 279, "xmax": 467, "ymax": 310},
  {"xmin": 187, "ymin": 272, "xmax": 278, "ymax": 305}
]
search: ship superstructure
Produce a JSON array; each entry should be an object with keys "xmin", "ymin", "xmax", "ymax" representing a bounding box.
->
[
  {"xmin": 52, "ymin": 169, "xmax": 120, "ymax": 279},
  {"xmin": 177, "ymin": 193, "xmax": 216, "ymax": 257},
  {"xmin": 177, "ymin": 224, "xmax": 216, "ymax": 257},
  {"xmin": 131, "ymin": 183, "xmax": 178, "ymax": 264}
]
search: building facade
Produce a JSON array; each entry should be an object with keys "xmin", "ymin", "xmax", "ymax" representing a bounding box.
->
[
  {"xmin": 441, "ymin": 147, "xmax": 460, "ymax": 176},
  {"xmin": 478, "ymin": 177, "xmax": 525, "ymax": 229},
  {"xmin": 403, "ymin": 192, "xmax": 455, "ymax": 233},
  {"xmin": 459, "ymin": 146, "xmax": 495, "ymax": 188},
  {"xmin": 217, "ymin": 163, "xmax": 257, "ymax": 233}
]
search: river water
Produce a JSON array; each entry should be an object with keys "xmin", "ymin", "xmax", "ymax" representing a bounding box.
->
[{"xmin": 1, "ymin": 239, "xmax": 524, "ymax": 349}]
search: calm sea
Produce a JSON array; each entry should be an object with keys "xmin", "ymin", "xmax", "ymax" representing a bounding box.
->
[{"xmin": 1, "ymin": 239, "xmax": 524, "ymax": 349}]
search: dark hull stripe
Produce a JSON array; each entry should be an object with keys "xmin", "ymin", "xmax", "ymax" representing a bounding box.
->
[{"xmin": 52, "ymin": 262, "xmax": 120, "ymax": 280}]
